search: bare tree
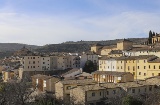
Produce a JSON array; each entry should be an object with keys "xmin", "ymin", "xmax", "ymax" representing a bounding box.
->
[{"xmin": 0, "ymin": 75, "xmax": 35, "ymax": 105}]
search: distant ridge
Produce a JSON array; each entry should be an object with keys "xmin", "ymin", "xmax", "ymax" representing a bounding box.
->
[
  {"xmin": 0, "ymin": 43, "xmax": 40, "ymax": 52},
  {"xmin": 0, "ymin": 38, "xmax": 148, "ymax": 59},
  {"xmin": 36, "ymin": 38, "xmax": 148, "ymax": 53}
]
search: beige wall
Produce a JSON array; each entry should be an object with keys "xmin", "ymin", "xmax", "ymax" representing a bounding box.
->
[
  {"xmin": 100, "ymin": 49, "xmax": 112, "ymax": 55},
  {"xmin": 125, "ymin": 59, "xmax": 137, "ymax": 79},
  {"xmin": 41, "ymin": 57, "xmax": 50, "ymax": 70},
  {"xmin": 50, "ymin": 56, "xmax": 58, "ymax": 70},
  {"xmin": 126, "ymin": 85, "xmax": 154, "ymax": 96},
  {"xmin": 55, "ymin": 82, "xmax": 64, "ymax": 100},
  {"xmin": 57, "ymin": 56, "xmax": 67, "ymax": 70},
  {"xmin": 137, "ymin": 59, "xmax": 148, "ymax": 80},
  {"xmin": 93, "ymin": 73, "xmax": 134, "ymax": 83},
  {"xmin": 21, "ymin": 56, "xmax": 41, "ymax": 71},
  {"xmin": 117, "ymin": 41, "xmax": 132, "ymax": 50},
  {"xmin": 91, "ymin": 46, "xmax": 102, "ymax": 54},
  {"xmin": 147, "ymin": 62, "xmax": 160, "ymax": 77},
  {"xmin": 99, "ymin": 60, "xmax": 107, "ymax": 71},
  {"xmin": 116, "ymin": 60, "xmax": 125, "ymax": 72}
]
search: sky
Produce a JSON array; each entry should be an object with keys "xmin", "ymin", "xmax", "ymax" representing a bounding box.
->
[{"xmin": 0, "ymin": 0, "xmax": 160, "ymax": 46}]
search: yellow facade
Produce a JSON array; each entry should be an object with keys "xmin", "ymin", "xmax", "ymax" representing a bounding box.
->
[
  {"xmin": 152, "ymin": 36, "xmax": 160, "ymax": 44},
  {"xmin": 116, "ymin": 60, "xmax": 125, "ymax": 72},
  {"xmin": 136, "ymin": 59, "xmax": 148, "ymax": 80},
  {"xmin": 147, "ymin": 62, "xmax": 160, "ymax": 77},
  {"xmin": 125, "ymin": 59, "xmax": 137, "ymax": 79},
  {"xmin": 117, "ymin": 40, "xmax": 133, "ymax": 50},
  {"xmin": 99, "ymin": 59, "xmax": 107, "ymax": 71}
]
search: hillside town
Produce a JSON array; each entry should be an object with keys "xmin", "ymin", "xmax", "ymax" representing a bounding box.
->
[{"xmin": 1, "ymin": 31, "xmax": 160, "ymax": 105}]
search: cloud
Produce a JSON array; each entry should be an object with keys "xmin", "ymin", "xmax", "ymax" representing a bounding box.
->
[{"xmin": 0, "ymin": 2, "xmax": 160, "ymax": 46}]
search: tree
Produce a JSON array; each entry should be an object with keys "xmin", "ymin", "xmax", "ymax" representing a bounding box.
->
[
  {"xmin": 0, "ymin": 76, "xmax": 35, "ymax": 105},
  {"xmin": 153, "ymin": 32, "xmax": 155, "ymax": 36},
  {"xmin": 149, "ymin": 30, "xmax": 152, "ymax": 38},
  {"xmin": 122, "ymin": 96, "xmax": 143, "ymax": 105},
  {"xmin": 83, "ymin": 60, "xmax": 97, "ymax": 73},
  {"xmin": 148, "ymin": 30, "xmax": 153, "ymax": 44}
]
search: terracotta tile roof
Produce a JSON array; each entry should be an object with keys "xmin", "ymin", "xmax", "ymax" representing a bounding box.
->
[
  {"xmin": 92, "ymin": 71, "xmax": 132, "ymax": 77},
  {"xmin": 59, "ymin": 79, "xmax": 97, "ymax": 85},
  {"xmin": 109, "ymin": 50, "xmax": 123, "ymax": 54},
  {"xmin": 101, "ymin": 45, "xmax": 117, "ymax": 49},
  {"xmin": 61, "ymin": 68, "xmax": 80, "ymax": 76},
  {"xmin": 75, "ymin": 72, "xmax": 92, "ymax": 77},
  {"xmin": 32, "ymin": 74, "xmax": 60, "ymax": 81}
]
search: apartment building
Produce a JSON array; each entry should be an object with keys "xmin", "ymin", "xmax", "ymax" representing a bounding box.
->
[
  {"xmin": 147, "ymin": 58, "xmax": 160, "ymax": 77},
  {"xmin": 80, "ymin": 52, "xmax": 98, "ymax": 68},
  {"xmin": 41, "ymin": 56, "xmax": 51, "ymax": 71},
  {"xmin": 98, "ymin": 55, "xmax": 160, "ymax": 80},
  {"xmin": 57, "ymin": 54, "xmax": 80, "ymax": 70},
  {"xmin": 55, "ymin": 79, "xmax": 97, "ymax": 103},
  {"xmin": 70, "ymin": 81, "xmax": 155, "ymax": 105},
  {"xmin": 99, "ymin": 57, "xmax": 117, "ymax": 71},
  {"xmin": 21, "ymin": 55, "xmax": 41, "ymax": 71},
  {"xmin": 70, "ymin": 83, "xmax": 121, "ymax": 105},
  {"xmin": 32, "ymin": 74, "xmax": 59, "ymax": 93}
]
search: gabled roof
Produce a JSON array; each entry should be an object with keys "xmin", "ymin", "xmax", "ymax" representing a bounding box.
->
[
  {"xmin": 61, "ymin": 68, "xmax": 81, "ymax": 77},
  {"xmin": 92, "ymin": 71, "xmax": 132, "ymax": 77},
  {"xmin": 59, "ymin": 79, "xmax": 97, "ymax": 85}
]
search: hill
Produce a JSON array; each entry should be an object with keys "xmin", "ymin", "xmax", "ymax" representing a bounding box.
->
[
  {"xmin": 0, "ymin": 43, "xmax": 40, "ymax": 52},
  {"xmin": 36, "ymin": 38, "xmax": 148, "ymax": 53},
  {"xmin": 0, "ymin": 43, "xmax": 41, "ymax": 59}
]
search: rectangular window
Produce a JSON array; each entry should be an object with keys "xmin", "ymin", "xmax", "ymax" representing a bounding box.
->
[
  {"xmin": 128, "ymin": 66, "xmax": 130, "ymax": 70},
  {"xmin": 144, "ymin": 73, "xmax": 146, "ymax": 76},
  {"xmin": 133, "ymin": 66, "xmax": 135, "ymax": 71},
  {"xmin": 139, "ymin": 72, "xmax": 141, "ymax": 75},
  {"xmin": 43, "ymin": 80, "xmax": 46, "ymax": 87},
  {"xmin": 144, "ymin": 60, "xmax": 146, "ymax": 63},
  {"xmin": 149, "ymin": 65, "xmax": 150, "ymax": 69},
  {"xmin": 113, "ymin": 90, "xmax": 116, "ymax": 94},
  {"xmin": 144, "ymin": 66, "xmax": 146, "ymax": 69},
  {"xmin": 145, "ymin": 88, "xmax": 146, "ymax": 92},
  {"xmin": 33, "ymin": 61, "xmax": 35, "ymax": 64},
  {"xmin": 33, "ymin": 57, "xmax": 35, "ymax": 59},
  {"xmin": 152, "ymin": 73, "xmax": 154, "ymax": 76},
  {"xmin": 154, "ymin": 65, "xmax": 156, "ymax": 69},
  {"xmin": 149, "ymin": 86, "xmax": 152, "ymax": 91},
  {"xmin": 92, "ymin": 92, "xmax": 95, "ymax": 97},
  {"xmin": 132, "ymin": 89, "xmax": 135, "ymax": 93},
  {"xmin": 106, "ymin": 91, "xmax": 109, "ymax": 95},
  {"xmin": 138, "ymin": 66, "xmax": 139, "ymax": 69}
]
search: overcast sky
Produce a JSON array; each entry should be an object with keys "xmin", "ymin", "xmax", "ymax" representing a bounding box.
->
[{"xmin": 0, "ymin": 0, "xmax": 160, "ymax": 45}]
